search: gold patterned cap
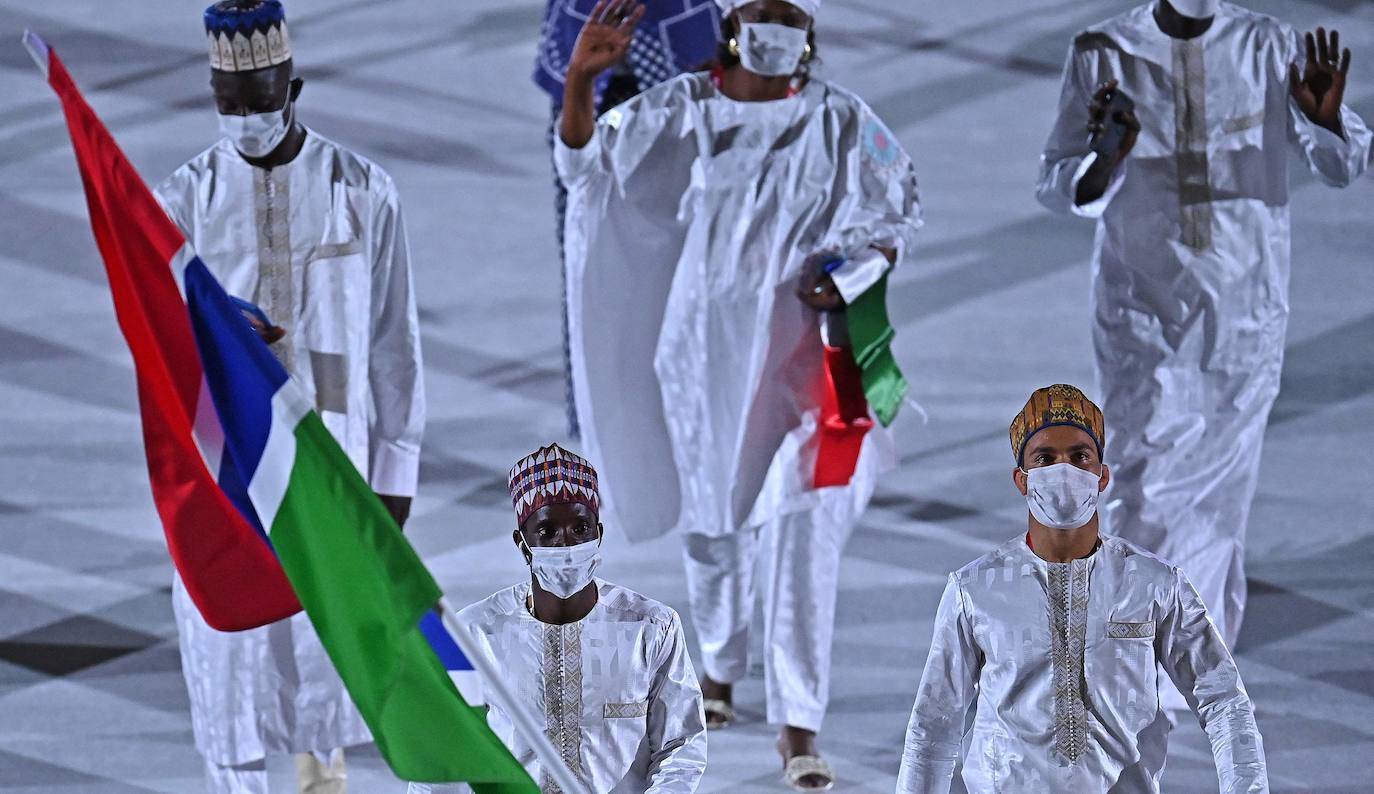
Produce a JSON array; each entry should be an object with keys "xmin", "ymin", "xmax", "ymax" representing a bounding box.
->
[{"xmin": 1009, "ymin": 384, "xmax": 1105, "ymax": 467}]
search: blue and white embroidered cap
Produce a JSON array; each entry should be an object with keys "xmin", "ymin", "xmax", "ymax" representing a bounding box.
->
[{"xmin": 204, "ymin": 0, "xmax": 291, "ymax": 73}]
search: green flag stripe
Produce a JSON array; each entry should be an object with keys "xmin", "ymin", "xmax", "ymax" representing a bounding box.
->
[
  {"xmin": 268, "ymin": 413, "xmax": 538, "ymax": 792},
  {"xmin": 846, "ymin": 272, "xmax": 907, "ymax": 427},
  {"xmin": 860, "ymin": 347, "xmax": 908, "ymax": 427}
]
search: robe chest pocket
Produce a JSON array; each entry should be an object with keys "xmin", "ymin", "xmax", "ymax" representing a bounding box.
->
[
  {"xmin": 1220, "ymin": 110, "xmax": 1265, "ymax": 134},
  {"xmin": 312, "ymin": 240, "xmax": 362, "ymax": 260},
  {"xmin": 301, "ymin": 239, "xmax": 365, "ymax": 356},
  {"xmin": 603, "ymin": 700, "xmax": 649, "ymax": 719},
  {"xmin": 1212, "ymin": 106, "xmax": 1267, "ymax": 152},
  {"xmin": 1106, "ymin": 619, "xmax": 1155, "ymax": 640}
]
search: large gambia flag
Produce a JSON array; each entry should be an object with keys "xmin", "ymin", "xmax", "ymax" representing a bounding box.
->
[
  {"xmin": 15, "ymin": 46, "xmax": 299, "ymax": 632},
  {"xmin": 27, "ymin": 32, "xmax": 538, "ymax": 791}
]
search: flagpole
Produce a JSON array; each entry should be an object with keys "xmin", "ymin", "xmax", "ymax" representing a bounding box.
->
[
  {"xmin": 22, "ymin": 30, "xmax": 51, "ymax": 79},
  {"xmin": 438, "ymin": 597, "xmax": 591, "ymax": 794}
]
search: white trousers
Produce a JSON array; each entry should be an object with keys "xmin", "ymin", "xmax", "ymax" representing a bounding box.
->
[
  {"xmin": 682, "ymin": 509, "xmax": 854, "ymax": 732},
  {"xmin": 203, "ymin": 749, "xmax": 346, "ymax": 794}
]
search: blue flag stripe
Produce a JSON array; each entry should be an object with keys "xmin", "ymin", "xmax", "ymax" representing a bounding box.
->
[
  {"xmin": 183, "ymin": 258, "xmax": 289, "ymax": 497},
  {"xmin": 215, "ymin": 444, "xmax": 268, "ymax": 539},
  {"xmin": 418, "ymin": 611, "xmax": 474, "ymax": 671}
]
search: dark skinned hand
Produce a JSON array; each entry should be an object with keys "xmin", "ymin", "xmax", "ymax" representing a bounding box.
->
[
  {"xmin": 567, "ymin": 0, "xmax": 645, "ymax": 79},
  {"xmin": 240, "ymin": 310, "xmax": 286, "ymax": 345},
  {"xmin": 796, "ymin": 252, "xmax": 845, "ymax": 312},
  {"xmin": 1290, "ymin": 27, "xmax": 1351, "ymax": 137},
  {"xmin": 797, "ymin": 269, "xmax": 844, "ymax": 311},
  {"xmin": 377, "ymin": 493, "xmax": 411, "ymax": 530},
  {"xmin": 796, "ymin": 246, "xmax": 898, "ymax": 311},
  {"xmin": 1075, "ymin": 80, "xmax": 1140, "ymax": 206},
  {"xmin": 1087, "ymin": 80, "xmax": 1141, "ymax": 162}
]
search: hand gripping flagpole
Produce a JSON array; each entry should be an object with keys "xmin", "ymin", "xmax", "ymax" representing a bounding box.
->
[{"xmin": 438, "ymin": 597, "xmax": 591, "ymax": 794}]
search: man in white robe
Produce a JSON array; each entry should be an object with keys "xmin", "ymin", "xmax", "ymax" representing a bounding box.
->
[
  {"xmin": 556, "ymin": 1, "xmax": 921, "ymax": 787},
  {"xmin": 1036, "ymin": 0, "xmax": 1371, "ymax": 650},
  {"xmin": 409, "ymin": 444, "xmax": 707, "ymax": 794},
  {"xmin": 154, "ymin": 2, "xmax": 424, "ymax": 791},
  {"xmin": 897, "ymin": 385, "xmax": 1268, "ymax": 794}
]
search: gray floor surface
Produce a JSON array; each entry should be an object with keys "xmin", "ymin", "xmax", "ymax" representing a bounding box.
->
[{"xmin": 1, "ymin": 0, "xmax": 1372, "ymax": 791}]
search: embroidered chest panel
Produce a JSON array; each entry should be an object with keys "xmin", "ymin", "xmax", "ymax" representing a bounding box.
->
[
  {"xmin": 251, "ymin": 167, "xmax": 294, "ymax": 369},
  {"xmin": 540, "ymin": 622, "xmax": 584, "ymax": 794},
  {"xmin": 1047, "ymin": 561, "xmax": 1091, "ymax": 763}
]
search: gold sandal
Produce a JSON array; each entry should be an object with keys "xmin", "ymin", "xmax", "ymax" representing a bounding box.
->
[
  {"xmin": 783, "ymin": 754, "xmax": 834, "ymax": 792},
  {"xmin": 703, "ymin": 698, "xmax": 735, "ymax": 730}
]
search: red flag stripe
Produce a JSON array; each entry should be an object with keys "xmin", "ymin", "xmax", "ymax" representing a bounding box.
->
[
  {"xmin": 814, "ymin": 343, "xmax": 873, "ymax": 489},
  {"xmin": 43, "ymin": 43, "xmax": 300, "ymax": 629}
]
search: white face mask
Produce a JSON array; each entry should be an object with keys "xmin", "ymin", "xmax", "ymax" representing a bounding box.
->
[
  {"xmin": 1166, "ymin": 0, "xmax": 1219, "ymax": 19},
  {"xmin": 524, "ymin": 536, "xmax": 602, "ymax": 599},
  {"xmin": 737, "ymin": 22, "xmax": 808, "ymax": 77},
  {"xmin": 218, "ymin": 101, "xmax": 292, "ymax": 158},
  {"xmin": 1022, "ymin": 463, "xmax": 1103, "ymax": 530}
]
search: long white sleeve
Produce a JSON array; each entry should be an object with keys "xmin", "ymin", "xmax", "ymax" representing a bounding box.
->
[
  {"xmin": 1287, "ymin": 98, "xmax": 1372, "ymax": 187},
  {"xmin": 822, "ymin": 108, "xmax": 922, "ymax": 293},
  {"xmin": 644, "ymin": 611, "xmax": 707, "ymax": 794},
  {"xmin": 553, "ymin": 81, "xmax": 683, "ymax": 191},
  {"xmin": 366, "ymin": 175, "xmax": 424, "ymax": 497},
  {"xmin": 1158, "ymin": 569, "xmax": 1269, "ymax": 794},
  {"xmin": 1035, "ymin": 40, "xmax": 1125, "ymax": 218},
  {"xmin": 896, "ymin": 575, "xmax": 981, "ymax": 794}
]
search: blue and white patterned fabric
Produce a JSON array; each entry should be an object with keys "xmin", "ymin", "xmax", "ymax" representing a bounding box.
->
[
  {"xmin": 203, "ymin": 0, "xmax": 291, "ymax": 72},
  {"xmin": 533, "ymin": 0, "xmax": 721, "ymax": 107}
]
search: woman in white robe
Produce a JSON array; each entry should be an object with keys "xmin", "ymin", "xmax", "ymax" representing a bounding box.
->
[{"xmin": 556, "ymin": 0, "xmax": 921, "ymax": 787}]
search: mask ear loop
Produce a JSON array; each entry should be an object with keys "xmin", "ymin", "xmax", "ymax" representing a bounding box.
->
[{"xmin": 519, "ymin": 533, "xmax": 539, "ymax": 619}]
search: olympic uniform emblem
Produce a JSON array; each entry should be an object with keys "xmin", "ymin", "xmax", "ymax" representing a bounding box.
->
[{"xmin": 862, "ymin": 117, "xmax": 901, "ymax": 173}]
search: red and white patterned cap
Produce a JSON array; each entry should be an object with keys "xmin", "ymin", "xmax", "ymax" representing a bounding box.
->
[{"xmin": 508, "ymin": 444, "xmax": 600, "ymax": 527}]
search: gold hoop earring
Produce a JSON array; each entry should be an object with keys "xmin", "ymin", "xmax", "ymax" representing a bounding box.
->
[
  {"xmin": 728, "ymin": 37, "xmax": 740, "ymax": 57},
  {"xmin": 802, "ymin": 42, "xmax": 813, "ymax": 62}
]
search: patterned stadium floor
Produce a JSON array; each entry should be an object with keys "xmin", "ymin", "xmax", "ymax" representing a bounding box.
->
[{"xmin": 1, "ymin": 0, "xmax": 1371, "ymax": 791}]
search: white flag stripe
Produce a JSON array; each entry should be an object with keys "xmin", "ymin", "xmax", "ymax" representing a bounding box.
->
[
  {"xmin": 245, "ymin": 383, "xmax": 311, "ymax": 532},
  {"xmin": 190, "ymin": 376, "xmax": 225, "ymax": 481},
  {"xmin": 449, "ymin": 669, "xmax": 484, "ymax": 707},
  {"xmin": 170, "ymin": 243, "xmax": 196, "ymax": 300}
]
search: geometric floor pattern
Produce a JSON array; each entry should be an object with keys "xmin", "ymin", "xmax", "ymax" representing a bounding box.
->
[{"xmin": 2, "ymin": 0, "xmax": 1372, "ymax": 791}]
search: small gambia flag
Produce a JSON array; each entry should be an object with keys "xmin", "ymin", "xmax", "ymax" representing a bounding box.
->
[
  {"xmin": 27, "ymin": 31, "xmax": 537, "ymax": 792},
  {"xmin": 813, "ymin": 257, "xmax": 907, "ymax": 488}
]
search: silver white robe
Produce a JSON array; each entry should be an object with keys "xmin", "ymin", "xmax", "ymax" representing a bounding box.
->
[
  {"xmin": 1036, "ymin": 2, "xmax": 1371, "ymax": 647},
  {"xmin": 157, "ymin": 129, "xmax": 425, "ymax": 766},
  {"xmin": 896, "ymin": 535, "xmax": 1267, "ymax": 794},
  {"xmin": 556, "ymin": 72, "xmax": 921, "ymax": 543},
  {"xmin": 409, "ymin": 580, "xmax": 708, "ymax": 794}
]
